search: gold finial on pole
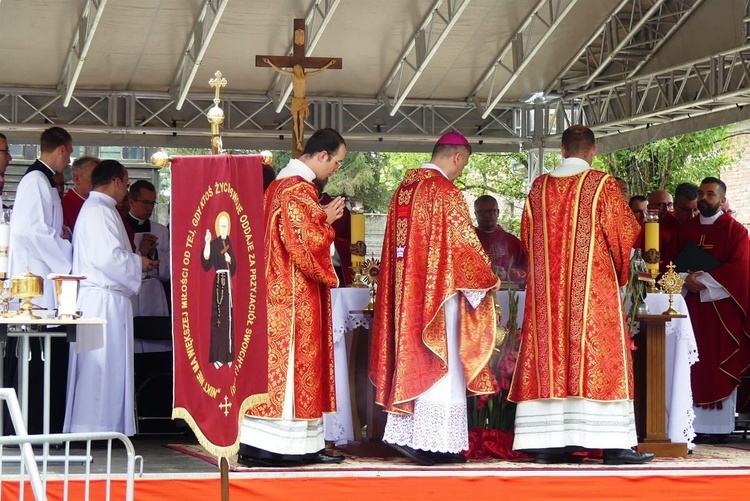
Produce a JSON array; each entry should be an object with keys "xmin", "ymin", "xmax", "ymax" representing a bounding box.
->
[{"xmin": 208, "ymin": 71, "xmax": 227, "ymax": 154}]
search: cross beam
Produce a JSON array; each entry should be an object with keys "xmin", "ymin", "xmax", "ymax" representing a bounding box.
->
[
  {"xmin": 378, "ymin": 0, "xmax": 472, "ymax": 117},
  {"xmin": 550, "ymin": 0, "xmax": 705, "ymax": 93},
  {"xmin": 170, "ymin": 0, "xmax": 229, "ymax": 110},
  {"xmin": 58, "ymin": 0, "xmax": 109, "ymax": 107},
  {"xmin": 469, "ymin": 0, "xmax": 579, "ymax": 119}
]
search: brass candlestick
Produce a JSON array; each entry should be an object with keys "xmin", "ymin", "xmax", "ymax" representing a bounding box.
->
[{"xmin": 658, "ymin": 262, "xmax": 684, "ymax": 316}]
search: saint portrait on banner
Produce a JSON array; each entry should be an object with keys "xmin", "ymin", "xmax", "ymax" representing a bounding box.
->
[{"xmin": 202, "ymin": 211, "xmax": 237, "ymax": 369}]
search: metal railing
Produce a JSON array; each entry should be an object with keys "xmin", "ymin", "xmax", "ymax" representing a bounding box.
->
[{"xmin": 0, "ymin": 388, "xmax": 142, "ymax": 501}]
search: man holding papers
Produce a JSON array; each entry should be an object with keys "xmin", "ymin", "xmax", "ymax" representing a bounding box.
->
[{"xmin": 671, "ymin": 177, "xmax": 750, "ymax": 443}]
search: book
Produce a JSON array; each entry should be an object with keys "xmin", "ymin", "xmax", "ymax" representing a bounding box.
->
[{"xmin": 672, "ymin": 241, "xmax": 722, "ymax": 273}]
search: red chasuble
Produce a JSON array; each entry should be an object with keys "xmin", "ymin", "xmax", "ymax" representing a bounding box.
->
[
  {"xmin": 672, "ymin": 214, "xmax": 750, "ymax": 405},
  {"xmin": 246, "ymin": 176, "xmax": 338, "ymax": 420},
  {"xmin": 509, "ymin": 170, "xmax": 640, "ymax": 403},
  {"xmin": 370, "ymin": 168, "xmax": 499, "ymax": 415}
]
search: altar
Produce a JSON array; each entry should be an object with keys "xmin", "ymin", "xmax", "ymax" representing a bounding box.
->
[{"xmin": 324, "ymin": 289, "xmax": 697, "ymax": 449}]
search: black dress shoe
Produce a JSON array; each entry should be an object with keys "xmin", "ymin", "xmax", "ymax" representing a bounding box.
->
[
  {"xmin": 425, "ymin": 451, "xmax": 467, "ymax": 464},
  {"xmin": 388, "ymin": 443, "xmax": 435, "ymax": 466},
  {"xmin": 533, "ymin": 453, "xmax": 584, "ymax": 464},
  {"xmin": 310, "ymin": 451, "xmax": 345, "ymax": 464},
  {"xmin": 602, "ymin": 449, "xmax": 655, "ymax": 465},
  {"xmin": 237, "ymin": 453, "xmax": 300, "ymax": 468}
]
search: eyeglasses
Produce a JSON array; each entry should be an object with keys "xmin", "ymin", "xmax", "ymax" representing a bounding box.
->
[
  {"xmin": 0, "ymin": 149, "xmax": 9, "ymax": 155},
  {"xmin": 476, "ymin": 209, "xmax": 499, "ymax": 215},
  {"xmin": 134, "ymin": 199, "xmax": 158, "ymax": 207},
  {"xmin": 327, "ymin": 154, "xmax": 343, "ymax": 167}
]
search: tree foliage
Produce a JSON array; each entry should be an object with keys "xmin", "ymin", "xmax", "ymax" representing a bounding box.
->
[{"xmin": 593, "ymin": 126, "xmax": 732, "ymax": 196}]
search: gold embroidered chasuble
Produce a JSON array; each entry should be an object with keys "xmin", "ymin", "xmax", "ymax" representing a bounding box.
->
[
  {"xmin": 509, "ymin": 169, "xmax": 640, "ymax": 403},
  {"xmin": 370, "ymin": 168, "xmax": 499, "ymax": 415},
  {"xmin": 246, "ymin": 175, "xmax": 338, "ymax": 420}
]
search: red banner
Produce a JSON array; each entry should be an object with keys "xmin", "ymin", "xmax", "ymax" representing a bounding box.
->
[{"xmin": 170, "ymin": 155, "xmax": 268, "ymax": 457}]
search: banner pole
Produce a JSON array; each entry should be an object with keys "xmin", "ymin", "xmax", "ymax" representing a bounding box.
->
[{"xmin": 220, "ymin": 456, "xmax": 230, "ymax": 500}]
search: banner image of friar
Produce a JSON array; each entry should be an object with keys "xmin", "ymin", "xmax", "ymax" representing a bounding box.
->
[{"xmin": 170, "ymin": 155, "xmax": 269, "ymax": 457}]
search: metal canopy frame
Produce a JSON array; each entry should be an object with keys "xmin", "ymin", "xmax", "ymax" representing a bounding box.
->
[
  {"xmin": 58, "ymin": 0, "xmax": 109, "ymax": 107},
  {"xmin": 0, "ymin": 0, "xmax": 748, "ymax": 154},
  {"xmin": 469, "ymin": 0, "xmax": 579, "ymax": 119},
  {"xmin": 379, "ymin": 0, "xmax": 472, "ymax": 116},
  {"xmin": 551, "ymin": 0, "xmax": 706, "ymax": 93},
  {"xmin": 170, "ymin": 0, "xmax": 230, "ymax": 110},
  {"xmin": 544, "ymin": 44, "xmax": 750, "ymax": 141}
]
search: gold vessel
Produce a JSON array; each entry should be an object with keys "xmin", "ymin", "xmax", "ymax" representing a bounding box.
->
[{"xmin": 12, "ymin": 270, "xmax": 43, "ymax": 319}]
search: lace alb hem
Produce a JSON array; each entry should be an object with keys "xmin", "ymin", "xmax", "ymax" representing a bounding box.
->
[{"xmin": 383, "ymin": 400, "xmax": 468, "ymax": 453}]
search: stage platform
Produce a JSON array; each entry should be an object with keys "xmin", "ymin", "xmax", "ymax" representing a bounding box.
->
[{"xmin": 2, "ymin": 433, "xmax": 750, "ymax": 500}]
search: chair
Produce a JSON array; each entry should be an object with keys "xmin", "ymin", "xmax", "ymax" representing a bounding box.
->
[{"xmin": 132, "ymin": 316, "xmax": 176, "ymax": 435}]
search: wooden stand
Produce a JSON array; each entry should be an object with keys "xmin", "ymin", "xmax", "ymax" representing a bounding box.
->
[
  {"xmin": 633, "ymin": 314, "xmax": 688, "ymax": 458},
  {"xmin": 342, "ymin": 311, "xmax": 395, "ymax": 457}
]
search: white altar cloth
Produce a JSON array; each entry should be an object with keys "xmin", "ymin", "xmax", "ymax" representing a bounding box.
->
[{"xmin": 324, "ymin": 289, "xmax": 697, "ymax": 449}]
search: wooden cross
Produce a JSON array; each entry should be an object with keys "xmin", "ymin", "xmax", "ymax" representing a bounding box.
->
[
  {"xmin": 219, "ymin": 395, "xmax": 232, "ymax": 417},
  {"xmin": 256, "ymin": 18, "xmax": 342, "ymax": 157}
]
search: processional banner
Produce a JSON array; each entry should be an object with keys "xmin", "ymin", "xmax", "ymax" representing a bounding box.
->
[{"xmin": 170, "ymin": 155, "xmax": 269, "ymax": 457}]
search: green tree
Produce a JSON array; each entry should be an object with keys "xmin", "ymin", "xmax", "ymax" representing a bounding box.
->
[{"xmin": 593, "ymin": 126, "xmax": 732, "ymax": 196}]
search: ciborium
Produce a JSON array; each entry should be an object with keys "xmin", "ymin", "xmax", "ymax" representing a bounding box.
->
[{"xmin": 11, "ymin": 270, "xmax": 43, "ymax": 320}]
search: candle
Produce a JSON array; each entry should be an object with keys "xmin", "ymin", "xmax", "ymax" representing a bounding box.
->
[
  {"xmin": 350, "ymin": 212, "xmax": 366, "ymax": 268},
  {"xmin": 644, "ymin": 218, "xmax": 659, "ymax": 275}
]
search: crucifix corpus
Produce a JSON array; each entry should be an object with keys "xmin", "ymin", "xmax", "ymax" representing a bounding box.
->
[{"xmin": 256, "ymin": 18, "xmax": 342, "ymax": 157}]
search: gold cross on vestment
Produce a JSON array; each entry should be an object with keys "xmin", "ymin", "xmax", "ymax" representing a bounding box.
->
[{"xmin": 219, "ymin": 395, "xmax": 232, "ymax": 417}]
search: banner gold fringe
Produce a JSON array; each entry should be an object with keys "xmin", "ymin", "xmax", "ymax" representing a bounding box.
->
[{"xmin": 172, "ymin": 392, "xmax": 269, "ymax": 459}]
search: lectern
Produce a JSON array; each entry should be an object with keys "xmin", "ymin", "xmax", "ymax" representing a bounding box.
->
[{"xmin": 633, "ymin": 314, "xmax": 688, "ymax": 458}]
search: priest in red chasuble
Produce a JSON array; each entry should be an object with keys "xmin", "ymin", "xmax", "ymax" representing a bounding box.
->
[
  {"xmin": 370, "ymin": 132, "xmax": 501, "ymax": 466},
  {"xmin": 239, "ymin": 129, "xmax": 347, "ymax": 467},
  {"xmin": 508, "ymin": 125, "xmax": 653, "ymax": 465},
  {"xmin": 670, "ymin": 177, "xmax": 750, "ymax": 442}
]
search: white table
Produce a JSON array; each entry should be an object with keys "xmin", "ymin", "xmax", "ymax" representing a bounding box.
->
[
  {"xmin": 323, "ymin": 288, "xmax": 370, "ymax": 445},
  {"xmin": 0, "ymin": 316, "xmax": 106, "ymax": 437},
  {"xmin": 324, "ymin": 289, "xmax": 697, "ymax": 448}
]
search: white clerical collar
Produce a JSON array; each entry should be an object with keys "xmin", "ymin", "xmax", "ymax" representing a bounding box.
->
[
  {"xmin": 549, "ymin": 156, "xmax": 591, "ymax": 177},
  {"xmin": 128, "ymin": 212, "xmax": 147, "ymax": 224},
  {"xmin": 89, "ymin": 190, "xmax": 116, "ymax": 206},
  {"xmin": 421, "ymin": 162, "xmax": 449, "ymax": 179},
  {"xmin": 38, "ymin": 159, "xmax": 56, "ymax": 177},
  {"xmin": 699, "ymin": 210, "xmax": 724, "ymax": 225},
  {"xmin": 276, "ymin": 158, "xmax": 316, "ymax": 182}
]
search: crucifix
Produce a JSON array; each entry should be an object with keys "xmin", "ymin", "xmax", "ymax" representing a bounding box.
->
[{"xmin": 256, "ymin": 18, "xmax": 342, "ymax": 157}]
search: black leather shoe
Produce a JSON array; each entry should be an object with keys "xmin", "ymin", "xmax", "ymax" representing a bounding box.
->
[
  {"xmin": 602, "ymin": 449, "xmax": 655, "ymax": 465},
  {"xmin": 389, "ymin": 444, "xmax": 435, "ymax": 466},
  {"xmin": 533, "ymin": 453, "xmax": 584, "ymax": 464},
  {"xmin": 426, "ymin": 451, "xmax": 467, "ymax": 464},
  {"xmin": 310, "ymin": 451, "xmax": 345, "ymax": 464}
]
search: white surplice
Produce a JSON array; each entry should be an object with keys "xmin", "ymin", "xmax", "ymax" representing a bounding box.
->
[
  {"xmin": 63, "ymin": 191, "xmax": 142, "ymax": 436},
  {"xmin": 131, "ymin": 220, "xmax": 172, "ymax": 353},
  {"xmin": 9, "ymin": 167, "xmax": 72, "ymax": 309},
  {"xmin": 130, "ymin": 219, "xmax": 170, "ymax": 317}
]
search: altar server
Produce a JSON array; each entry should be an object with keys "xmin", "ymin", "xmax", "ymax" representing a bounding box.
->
[{"xmin": 63, "ymin": 160, "xmax": 155, "ymax": 435}]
